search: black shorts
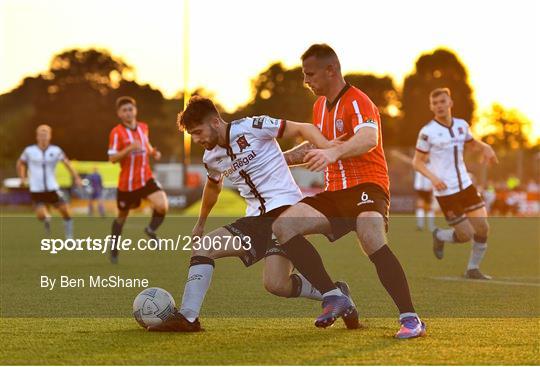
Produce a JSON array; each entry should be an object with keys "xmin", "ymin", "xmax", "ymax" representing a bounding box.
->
[
  {"xmin": 224, "ymin": 206, "xmax": 290, "ymax": 267},
  {"xmin": 301, "ymin": 182, "xmax": 390, "ymax": 242},
  {"xmin": 116, "ymin": 178, "xmax": 162, "ymax": 210},
  {"xmin": 436, "ymin": 184, "xmax": 485, "ymax": 225},
  {"xmin": 31, "ymin": 191, "xmax": 65, "ymax": 207},
  {"xmin": 416, "ymin": 190, "xmax": 433, "ymax": 203}
]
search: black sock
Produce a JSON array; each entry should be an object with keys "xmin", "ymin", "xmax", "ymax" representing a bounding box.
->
[
  {"xmin": 288, "ymin": 274, "xmax": 303, "ymax": 298},
  {"xmin": 369, "ymin": 245, "xmax": 415, "ymax": 314},
  {"xmin": 148, "ymin": 210, "xmax": 165, "ymax": 232},
  {"xmin": 111, "ymin": 219, "xmax": 124, "ymax": 256},
  {"xmin": 281, "ymin": 235, "xmax": 336, "ymax": 294}
]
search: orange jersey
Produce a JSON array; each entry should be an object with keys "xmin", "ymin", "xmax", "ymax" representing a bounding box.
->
[
  {"xmin": 107, "ymin": 122, "xmax": 154, "ymax": 192},
  {"xmin": 312, "ymin": 84, "xmax": 389, "ymax": 193}
]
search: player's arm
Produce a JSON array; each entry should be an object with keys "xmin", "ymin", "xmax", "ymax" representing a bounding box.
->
[
  {"xmin": 412, "ymin": 150, "xmax": 447, "ymax": 191},
  {"xmin": 280, "ymin": 121, "xmax": 333, "ymax": 149},
  {"xmin": 61, "ymin": 157, "xmax": 83, "ymax": 188},
  {"xmin": 16, "ymin": 158, "xmax": 28, "ymax": 187},
  {"xmin": 108, "ymin": 143, "xmax": 141, "ymax": 163},
  {"xmin": 465, "ymin": 137, "xmax": 498, "ymax": 165},
  {"xmin": 192, "ymin": 177, "xmax": 223, "ymax": 237},
  {"xmin": 283, "ymin": 141, "xmax": 316, "ymax": 166},
  {"xmin": 304, "ymin": 128, "xmax": 378, "ymax": 171}
]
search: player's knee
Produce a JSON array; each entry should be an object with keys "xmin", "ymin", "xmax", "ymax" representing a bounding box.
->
[
  {"xmin": 191, "ymin": 248, "xmax": 214, "ymax": 259},
  {"xmin": 263, "ymin": 277, "xmax": 289, "ymax": 297},
  {"xmin": 453, "ymin": 228, "xmax": 473, "ymax": 243},
  {"xmin": 474, "ymin": 220, "xmax": 489, "ymax": 237},
  {"xmin": 271, "ymin": 218, "xmax": 294, "ymax": 243}
]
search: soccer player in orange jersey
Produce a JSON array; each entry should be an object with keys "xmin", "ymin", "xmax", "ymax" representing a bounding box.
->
[
  {"xmin": 107, "ymin": 96, "xmax": 168, "ymax": 263},
  {"xmin": 272, "ymin": 44, "xmax": 426, "ymax": 339}
]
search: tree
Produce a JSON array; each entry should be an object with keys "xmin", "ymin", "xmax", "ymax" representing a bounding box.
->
[
  {"xmin": 478, "ymin": 104, "xmax": 533, "ymax": 150},
  {"xmin": 400, "ymin": 48, "xmax": 475, "ymax": 146}
]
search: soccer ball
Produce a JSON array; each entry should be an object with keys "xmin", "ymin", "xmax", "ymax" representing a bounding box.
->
[{"xmin": 133, "ymin": 287, "xmax": 176, "ymax": 328}]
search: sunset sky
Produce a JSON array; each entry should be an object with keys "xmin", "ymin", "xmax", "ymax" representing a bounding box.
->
[{"xmin": 1, "ymin": 0, "xmax": 538, "ymax": 138}]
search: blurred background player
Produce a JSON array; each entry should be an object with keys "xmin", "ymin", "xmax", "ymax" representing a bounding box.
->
[
  {"xmin": 413, "ymin": 88, "xmax": 498, "ymax": 280},
  {"xmin": 148, "ymin": 96, "xmax": 358, "ymax": 332},
  {"xmin": 107, "ymin": 96, "xmax": 168, "ymax": 263},
  {"xmin": 16, "ymin": 124, "xmax": 82, "ymax": 238},
  {"xmin": 391, "ymin": 150, "xmax": 436, "ymax": 232},
  {"xmin": 272, "ymin": 44, "xmax": 426, "ymax": 339},
  {"xmin": 87, "ymin": 166, "xmax": 105, "ymax": 217}
]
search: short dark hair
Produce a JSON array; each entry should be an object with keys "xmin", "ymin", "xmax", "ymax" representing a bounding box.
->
[
  {"xmin": 177, "ymin": 96, "xmax": 219, "ymax": 132},
  {"xmin": 430, "ymin": 88, "xmax": 451, "ymax": 100},
  {"xmin": 301, "ymin": 43, "xmax": 338, "ymax": 62},
  {"xmin": 116, "ymin": 96, "xmax": 136, "ymax": 110}
]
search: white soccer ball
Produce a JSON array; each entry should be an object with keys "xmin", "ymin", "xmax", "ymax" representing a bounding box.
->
[{"xmin": 133, "ymin": 287, "xmax": 176, "ymax": 328}]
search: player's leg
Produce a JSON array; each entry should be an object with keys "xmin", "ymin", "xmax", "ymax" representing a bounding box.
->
[
  {"xmin": 464, "ymin": 206, "xmax": 491, "ymax": 279},
  {"xmin": 262, "ymin": 253, "xmax": 322, "ymax": 300},
  {"xmin": 34, "ymin": 203, "xmax": 51, "ymax": 236},
  {"xmin": 272, "ymin": 202, "xmax": 356, "ymax": 328},
  {"xmin": 425, "ymin": 194, "xmax": 436, "ymax": 232},
  {"xmin": 415, "ymin": 193, "xmax": 425, "ymax": 231},
  {"xmin": 53, "ymin": 192, "xmax": 73, "ymax": 239},
  {"xmin": 110, "ymin": 208, "xmax": 129, "ymax": 263},
  {"xmin": 355, "ymin": 211, "xmax": 425, "ymax": 338},
  {"xmin": 179, "ymin": 227, "xmax": 244, "ymax": 325},
  {"xmin": 144, "ymin": 189, "xmax": 168, "ymax": 239}
]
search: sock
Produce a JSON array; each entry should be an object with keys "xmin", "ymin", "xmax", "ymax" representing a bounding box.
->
[
  {"xmin": 64, "ymin": 218, "xmax": 73, "ymax": 239},
  {"xmin": 322, "ymin": 288, "xmax": 343, "ymax": 298},
  {"xmin": 415, "ymin": 208, "xmax": 425, "ymax": 229},
  {"xmin": 467, "ymin": 235, "xmax": 488, "ymax": 270},
  {"xmin": 148, "ymin": 210, "xmax": 165, "ymax": 232},
  {"xmin": 427, "ymin": 210, "xmax": 435, "ymax": 231},
  {"xmin": 369, "ymin": 245, "xmax": 415, "ymax": 314},
  {"xmin": 180, "ymin": 256, "xmax": 215, "ymax": 322},
  {"xmin": 279, "ymin": 235, "xmax": 337, "ymax": 295},
  {"xmin": 110, "ymin": 219, "xmax": 124, "ymax": 256},
  {"xmin": 436, "ymin": 228, "xmax": 456, "ymax": 242},
  {"xmin": 289, "ymin": 273, "xmax": 323, "ymax": 300},
  {"xmin": 42, "ymin": 217, "xmax": 51, "ymax": 236}
]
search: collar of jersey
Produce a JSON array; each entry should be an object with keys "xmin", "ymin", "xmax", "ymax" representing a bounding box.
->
[
  {"xmin": 326, "ymin": 83, "xmax": 351, "ymax": 110},
  {"xmin": 433, "ymin": 117, "xmax": 454, "ymax": 130},
  {"xmin": 121, "ymin": 121, "xmax": 139, "ymax": 131}
]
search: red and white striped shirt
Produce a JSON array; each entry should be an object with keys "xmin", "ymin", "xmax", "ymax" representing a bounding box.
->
[
  {"xmin": 108, "ymin": 122, "xmax": 154, "ymax": 192},
  {"xmin": 313, "ymin": 84, "xmax": 389, "ymax": 194}
]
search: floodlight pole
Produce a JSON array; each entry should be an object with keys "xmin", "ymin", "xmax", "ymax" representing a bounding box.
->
[{"xmin": 182, "ymin": 0, "xmax": 191, "ymax": 187}]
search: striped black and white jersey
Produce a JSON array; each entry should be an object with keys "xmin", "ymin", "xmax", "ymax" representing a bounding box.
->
[
  {"xmin": 19, "ymin": 144, "xmax": 65, "ymax": 193},
  {"xmin": 415, "ymin": 118, "xmax": 474, "ymax": 196},
  {"xmin": 203, "ymin": 116, "xmax": 303, "ymax": 217}
]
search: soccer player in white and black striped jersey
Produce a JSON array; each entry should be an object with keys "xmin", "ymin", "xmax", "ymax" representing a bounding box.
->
[
  {"xmin": 17, "ymin": 125, "xmax": 82, "ymax": 238},
  {"xmin": 413, "ymin": 88, "xmax": 498, "ymax": 280}
]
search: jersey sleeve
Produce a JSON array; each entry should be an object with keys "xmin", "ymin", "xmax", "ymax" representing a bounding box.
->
[
  {"xmin": 415, "ymin": 127, "xmax": 431, "ymax": 153},
  {"xmin": 108, "ymin": 128, "xmax": 122, "ymax": 156},
  {"xmin": 464, "ymin": 122, "xmax": 474, "ymax": 142},
  {"xmin": 203, "ymin": 163, "xmax": 221, "ymax": 184},
  {"xmin": 56, "ymin": 147, "xmax": 66, "ymax": 161},
  {"xmin": 19, "ymin": 147, "xmax": 29, "ymax": 162},
  {"xmin": 350, "ymin": 98, "xmax": 379, "ymax": 134},
  {"xmin": 249, "ymin": 116, "xmax": 286, "ymax": 139}
]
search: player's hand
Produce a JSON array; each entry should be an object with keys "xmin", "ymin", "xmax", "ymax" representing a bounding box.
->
[
  {"xmin": 20, "ymin": 177, "xmax": 28, "ymax": 188},
  {"xmin": 304, "ymin": 148, "xmax": 339, "ymax": 172},
  {"xmin": 191, "ymin": 222, "xmax": 205, "ymax": 237},
  {"xmin": 328, "ymin": 133, "xmax": 347, "ymax": 147},
  {"xmin": 431, "ymin": 177, "xmax": 447, "ymax": 191},
  {"xmin": 153, "ymin": 149, "xmax": 162, "ymax": 160},
  {"xmin": 481, "ymin": 145, "xmax": 498, "ymax": 165}
]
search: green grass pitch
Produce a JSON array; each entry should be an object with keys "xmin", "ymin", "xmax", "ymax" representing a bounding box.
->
[{"xmin": 1, "ymin": 203, "xmax": 539, "ymax": 364}]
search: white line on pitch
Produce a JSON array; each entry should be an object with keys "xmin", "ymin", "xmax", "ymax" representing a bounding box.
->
[{"xmin": 430, "ymin": 276, "xmax": 540, "ymax": 287}]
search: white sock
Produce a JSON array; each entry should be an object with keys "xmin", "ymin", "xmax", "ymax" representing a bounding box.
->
[
  {"xmin": 399, "ymin": 312, "xmax": 419, "ymax": 321},
  {"xmin": 467, "ymin": 241, "xmax": 488, "ymax": 270},
  {"xmin": 322, "ymin": 288, "xmax": 343, "ymax": 298},
  {"xmin": 416, "ymin": 208, "xmax": 425, "ymax": 228},
  {"xmin": 180, "ymin": 264, "xmax": 214, "ymax": 322},
  {"xmin": 427, "ymin": 210, "xmax": 435, "ymax": 231},
  {"xmin": 436, "ymin": 228, "xmax": 455, "ymax": 242},
  {"xmin": 297, "ymin": 274, "xmax": 323, "ymax": 300},
  {"xmin": 64, "ymin": 218, "xmax": 73, "ymax": 239}
]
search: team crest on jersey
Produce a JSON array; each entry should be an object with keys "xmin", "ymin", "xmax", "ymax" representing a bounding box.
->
[
  {"xmin": 336, "ymin": 119, "xmax": 344, "ymax": 133},
  {"xmin": 252, "ymin": 117, "xmax": 264, "ymax": 129},
  {"xmin": 236, "ymin": 135, "xmax": 251, "ymax": 152},
  {"xmin": 458, "ymin": 127, "xmax": 464, "ymax": 135},
  {"xmin": 421, "ymin": 134, "xmax": 429, "ymax": 141}
]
